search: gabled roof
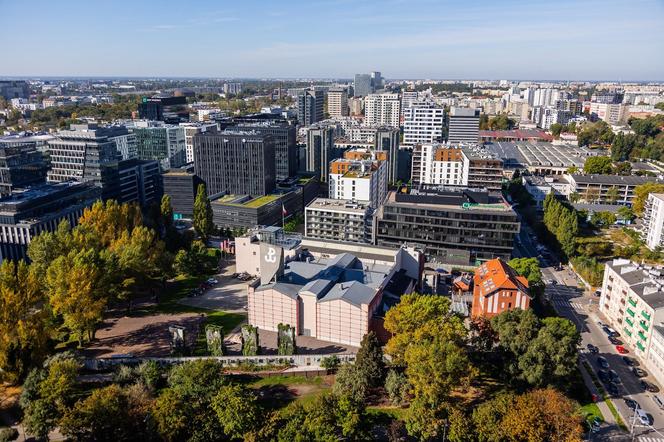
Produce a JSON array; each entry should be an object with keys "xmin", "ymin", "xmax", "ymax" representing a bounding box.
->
[{"xmin": 474, "ymin": 258, "xmax": 530, "ymax": 298}]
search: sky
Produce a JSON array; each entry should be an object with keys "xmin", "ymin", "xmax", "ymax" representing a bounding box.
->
[{"xmin": 1, "ymin": 0, "xmax": 663, "ymax": 80}]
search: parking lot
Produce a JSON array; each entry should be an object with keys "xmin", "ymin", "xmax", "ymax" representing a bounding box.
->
[{"xmin": 178, "ymin": 262, "xmax": 250, "ymax": 313}]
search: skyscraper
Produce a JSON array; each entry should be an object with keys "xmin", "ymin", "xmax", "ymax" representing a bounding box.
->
[
  {"xmin": 193, "ymin": 131, "xmax": 275, "ymax": 196},
  {"xmin": 448, "ymin": 107, "xmax": 480, "ymax": 145},
  {"xmin": 403, "ymin": 102, "xmax": 445, "ymax": 145},
  {"xmin": 371, "ymin": 71, "xmax": 383, "ymax": 90},
  {"xmin": 297, "ymin": 89, "xmax": 324, "ymax": 126},
  {"xmin": 353, "ymin": 74, "xmax": 372, "ymax": 97},
  {"xmin": 306, "ymin": 126, "xmax": 336, "ymax": 183},
  {"xmin": 374, "ymin": 127, "xmax": 400, "ymax": 184},
  {"xmin": 327, "ymin": 88, "xmax": 349, "ymax": 118},
  {"xmin": 364, "ymin": 94, "xmax": 401, "ymax": 127}
]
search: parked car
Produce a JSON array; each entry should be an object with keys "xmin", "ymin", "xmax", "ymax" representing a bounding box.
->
[
  {"xmin": 590, "ymin": 417, "xmax": 601, "ymax": 433},
  {"xmin": 609, "ymin": 336, "xmax": 623, "ymax": 346},
  {"xmin": 641, "ymin": 380, "xmax": 660, "ymax": 393},
  {"xmin": 594, "ymin": 290, "xmax": 602, "ymax": 297},
  {"xmin": 653, "ymin": 395, "xmax": 664, "ymax": 410},
  {"xmin": 624, "ymin": 398, "xmax": 640, "ymax": 411},
  {"xmin": 623, "ymin": 356, "xmax": 636, "ymax": 366},
  {"xmin": 598, "ymin": 369, "xmax": 610, "ymax": 383},
  {"xmin": 207, "ymin": 278, "xmax": 219, "ymax": 285},
  {"xmin": 609, "ymin": 370, "xmax": 621, "ymax": 383},
  {"xmin": 616, "ymin": 345, "xmax": 629, "ymax": 354},
  {"xmin": 633, "ymin": 367, "xmax": 647, "ymax": 378},
  {"xmin": 607, "ymin": 382, "xmax": 620, "ymax": 396},
  {"xmin": 597, "ymin": 356, "xmax": 610, "ymax": 369},
  {"xmin": 587, "ymin": 343, "xmax": 599, "ymax": 353},
  {"xmin": 636, "ymin": 408, "xmax": 651, "ymax": 426}
]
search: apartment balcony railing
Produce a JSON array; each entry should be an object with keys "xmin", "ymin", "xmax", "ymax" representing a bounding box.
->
[{"xmin": 626, "ymin": 308, "xmax": 636, "ymax": 317}]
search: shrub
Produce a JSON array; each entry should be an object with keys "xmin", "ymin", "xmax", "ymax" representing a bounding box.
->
[
  {"xmin": 0, "ymin": 428, "xmax": 19, "ymax": 442},
  {"xmin": 320, "ymin": 355, "xmax": 340, "ymax": 371}
]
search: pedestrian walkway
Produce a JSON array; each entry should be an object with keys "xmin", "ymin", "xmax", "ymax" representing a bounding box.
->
[
  {"xmin": 551, "ymin": 298, "xmax": 586, "ymax": 311},
  {"xmin": 638, "ymin": 436, "xmax": 664, "ymax": 442}
]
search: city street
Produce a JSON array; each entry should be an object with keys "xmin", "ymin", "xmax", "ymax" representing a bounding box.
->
[{"xmin": 517, "ymin": 222, "xmax": 664, "ymax": 442}]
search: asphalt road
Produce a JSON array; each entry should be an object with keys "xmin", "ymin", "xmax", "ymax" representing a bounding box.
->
[{"xmin": 516, "ymin": 223, "xmax": 664, "ymax": 442}]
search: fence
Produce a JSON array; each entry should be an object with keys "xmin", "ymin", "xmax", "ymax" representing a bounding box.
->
[{"xmin": 84, "ymin": 353, "xmax": 357, "ymax": 372}]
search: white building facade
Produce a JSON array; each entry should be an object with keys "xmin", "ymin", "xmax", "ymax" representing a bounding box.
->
[
  {"xmin": 364, "ymin": 93, "xmax": 401, "ymax": 127},
  {"xmin": 403, "ymin": 103, "xmax": 445, "ymax": 145},
  {"xmin": 643, "ymin": 193, "xmax": 664, "ymax": 251}
]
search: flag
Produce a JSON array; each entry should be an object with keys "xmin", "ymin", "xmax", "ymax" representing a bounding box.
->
[{"xmin": 282, "ymin": 204, "xmax": 287, "ymax": 216}]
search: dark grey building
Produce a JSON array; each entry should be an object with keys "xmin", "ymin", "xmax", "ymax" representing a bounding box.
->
[
  {"xmin": 46, "ymin": 124, "xmax": 121, "ymax": 186},
  {"xmin": 0, "ymin": 142, "xmax": 49, "ymax": 196},
  {"xmin": 138, "ymin": 96, "xmax": 189, "ymax": 124},
  {"xmin": 102, "ymin": 158, "xmax": 162, "ymax": 207},
  {"xmin": 194, "ymin": 131, "xmax": 275, "ymax": 196},
  {"xmin": 0, "ymin": 81, "xmax": 29, "ymax": 99},
  {"xmin": 374, "ymin": 127, "xmax": 400, "ymax": 183},
  {"xmin": 375, "ymin": 187, "xmax": 519, "ymax": 266},
  {"xmin": 448, "ymin": 107, "xmax": 480, "ymax": 145},
  {"xmin": 163, "ymin": 166, "xmax": 204, "ymax": 218},
  {"xmin": 220, "ymin": 117, "xmax": 297, "ymax": 181},
  {"xmin": 0, "ymin": 181, "xmax": 101, "ymax": 262},
  {"xmin": 353, "ymin": 74, "xmax": 373, "ymax": 97},
  {"xmin": 297, "ymin": 89, "xmax": 324, "ymax": 126},
  {"xmin": 306, "ymin": 126, "xmax": 337, "ymax": 183},
  {"xmin": 211, "ymin": 189, "xmax": 302, "ymax": 229}
]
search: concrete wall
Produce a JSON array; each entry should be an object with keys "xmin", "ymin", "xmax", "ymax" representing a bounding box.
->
[
  {"xmin": 248, "ymin": 286, "xmax": 298, "ymax": 333},
  {"xmin": 317, "ymin": 299, "xmax": 368, "ymax": 347}
]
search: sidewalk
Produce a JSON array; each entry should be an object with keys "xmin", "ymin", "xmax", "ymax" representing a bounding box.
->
[{"xmin": 579, "ymin": 358, "xmax": 618, "ymax": 426}]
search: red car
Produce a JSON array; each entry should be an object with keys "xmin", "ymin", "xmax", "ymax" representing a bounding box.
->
[{"xmin": 616, "ymin": 345, "xmax": 629, "ymax": 354}]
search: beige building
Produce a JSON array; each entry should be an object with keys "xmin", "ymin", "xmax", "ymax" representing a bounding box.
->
[
  {"xmin": 245, "ymin": 239, "xmax": 422, "ymax": 347},
  {"xmin": 327, "ymin": 88, "xmax": 349, "ymax": 118}
]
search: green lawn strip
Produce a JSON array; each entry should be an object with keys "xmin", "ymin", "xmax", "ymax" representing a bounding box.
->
[
  {"xmin": 247, "ymin": 375, "xmax": 325, "ymax": 388},
  {"xmin": 581, "ymin": 360, "xmax": 627, "ymax": 430},
  {"xmin": 366, "ymin": 406, "xmax": 408, "ymax": 421}
]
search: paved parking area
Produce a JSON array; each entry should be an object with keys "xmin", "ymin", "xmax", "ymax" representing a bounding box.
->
[{"xmin": 178, "ymin": 262, "xmax": 249, "ymax": 313}]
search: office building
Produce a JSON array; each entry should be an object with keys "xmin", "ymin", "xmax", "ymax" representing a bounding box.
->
[
  {"xmin": 194, "ymin": 131, "xmax": 275, "ymax": 196},
  {"xmin": 129, "ymin": 121, "xmax": 187, "ymax": 170},
  {"xmin": 138, "ymin": 96, "xmax": 189, "ymax": 124},
  {"xmin": 364, "ymin": 94, "xmax": 400, "ymax": 127},
  {"xmin": 403, "ymin": 102, "xmax": 445, "ymax": 145},
  {"xmin": 327, "ymin": 88, "xmax": 349, "ymax": 118},
  {"xmin": 567, "ymin": 174, "xmax": 657, "ymax": 205},
  {"xmin": 448, "ymin": 107, "xmax": 480, "ymax": 145},
  {"xmin": 599, "ymin": 259, "xmax": 664, "ymax": 370},
  {"xmin": 223, "ymin": 82, "xmax": 243, "ymax": 95},
  {"xmin": 374, "ymin": 127, "xmax": 400, "ymax": 184},
  {"xmin": 642, "ymin": 194, "xmax": 664, "ymax": 251},
  {"xmin": 305, "ymin": 198, "xmax": 374, "ymax": 243},
  {"xmin": 162, "ymin": 166, "xmax": 204, "ymax": 218},
  {"xmin": 211, "ymin": 190, "xmax": 300, "ymax": 229},
  {"xmin": 371, "ymin": 71, "xmax": 383, "ymax": 90},
  {"xmin": 297, "ymin": 89, "xmax": 324, "ymax": 126},
  {"xmin": 354, "ymin": 74, "xmax": 373, "ymax": 97},
  {"xmin": 103, "ymin": 158, "xmax": 162, "ymax": 207},
  {"xmin": 306, "ymin": 126, "xmax": 338, "ymax": 183},
  {"xmin": 0, "ymin": 142, "xmax": 49, "ymax": 196},
  {"xmin": 471, "ymin": 258, "xmax": 531, "ymax": 318},
  {"xmin": 223, "ymin": 116, "xmax": 297, "ymax": 181},
  {"xmin": 180, "ymin": 122, "xmax": 219, "ymax": 164},
  {"xmin": 329, "ymin": 156, "xmax": 388, "ymax": 208},
  {"xmin": 349, "ymin": 97, "xmax": 364, "ymax": 115},
  {"xmin": 0, "ymin": 181, "xmax": 101, "ymax": 262},
  {"xmin": 0, "ymin": 81, "xmax": 29, "ymax": 99},
  {"xmin": 375, "ymin": 187, "xmax": 519, "ymax": 266},
  {"xmin": 247, "ymin": 244, "xmax": 420, "ymax": 347},
  {"xmin": 46, "ymin": 124, "xmax": 120, "ymax": 186}
]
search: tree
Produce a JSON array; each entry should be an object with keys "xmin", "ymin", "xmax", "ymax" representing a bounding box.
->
[
  {"xmin": 617, "ymin": 206, "xmax": 635, "ymax": 222},
  {"xmin": 167, "ymin": 359, "xmax": 226, "ymax": 402},
  {"xmin": 333, "ymin": 363, "xmax": 369, "ymax": 403},
  {"xmin": 0, "ymin": 261, "xmax": 49, "ymax": 382},
  {"xmin": 491, "ymin": 309, "xmax": 540, "ymax": 379},
  {"xmin": 633, "ymin": 182, "xmax": 664, "ymax": 216},
  {"xmin": 569, "ymin": 191, "xmax": 581, "ymax": 203},
  {"xmin": 385, "ymin": 369, "xmax": 409, "ymax": 406},
  {"xmin": 354, "ymin": 331, "xmax": 385, "ymax": 387},
  {"xmin": 591, "ymin": 211, "xmax": 617, "ymax": 228},
  {"xmin": 211, "ymin": 384, "xmax": 261, "ymax": 440},
  {"xmin": 152, "ymin": 389, "xmax": 189, "ymax": 442},
  {"xmin": 508, "ymin": 257, "xmax": 542, "ymax": 287},
  {"xmin": 583, "ymin": 156, "xmax": 613, "ymax": 174},
  {"xmin": 550, "ymin": 123, "xmax": 563, "ymax": 138},
  {"xmin": 160, "ymin": 194, "xmax": 174, "ymax": 232},
  {"xmin": 566, "ymin": 165, "xmax": 579, "ymax": 174},
  {"xmin": 472, "ymin": 392, "xmax": 514, "ymax": 442},
  {"xmin": 193, "ymin": 184, "xmax": 214, "ymax": 241},
  {"xmin": 606, "ymin": 186, "xmax": 620, "ymax": 203},
  {"xmin": 656, "ymin": 102, "xmax": 664, "ymax": 111},
  {"xmin": 404, "ymin": 397, "xmax": 448, "ymax": 441}
]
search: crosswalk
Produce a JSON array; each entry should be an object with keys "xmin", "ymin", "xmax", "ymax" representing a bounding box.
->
[
  {"xmin": 638, "ymin": 437, "xmax": 664, "ymax": 442},
  {"xmin": 551, "ymin": 298, "xmax": 586, "ymax": 311}
]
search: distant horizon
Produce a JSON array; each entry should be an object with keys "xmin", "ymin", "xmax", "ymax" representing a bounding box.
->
[{"xmin": 2, "ymin": 0, "xmax": 662, "ymax": 80}]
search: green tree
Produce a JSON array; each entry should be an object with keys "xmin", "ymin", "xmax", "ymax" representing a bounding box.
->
[
  {"xmin": 472, "ymin": 393, "xmax": 514, "ymax": 442},
  {"xmin": 633, "ymin": 182, "xmax": 664, "ymax": 216},
  {"xmin": 193, "ymin": 184, "xmax": 214, "ymax": 241},
  {"xmin": 167, "ymin": 359, "xmax": 226, "ymax": 401},
  {"xmin": 583, "ymin": 156, "xmax": 614, "ymax": 174},
  {"xmin": 508, "ymin": 257, "xmax": 542, "ymax": 286},
  {"xmin": 550, "ymin": 123, "xmax": 563, "ymax": 138},
  {"xmin": 160, "ymin": 194, "xmax": 174, "ymax": 231},
  {"xmin": 606, "ymin": 185, "xmax": 620, "ymax": 203},
  {"xmin": 617, "ymin": 205, "xmax": 635, "ymax": 222},
  {"xmin": 591, "ymin": 211, "xmax": 617, "ymax": 228},
  {"xmin": 354, "ymin": 331, "xmax": 385, "ymax": 387},
  {"xmin": 211, "ymin": 384, "xmax": 261, "ymax": 440},
  {"xmin": 491, "ymin": 309, "xmax": 540, "ymax": 379},
  {"xmin": 385, "ymin": 369, "xmax": 409, "ymax": 406},
  {"xmin": 566, "ymin": 165, "xmax": 580, "ymax": 174},
  {"xmin": 333, "ymin": 363, "xmax": 369, "ymax": 403}
]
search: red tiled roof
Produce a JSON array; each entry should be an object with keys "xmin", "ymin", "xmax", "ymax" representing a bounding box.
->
[{"xmin": 473, "ymin": 258, "xmax": 530, "ymax": 298}]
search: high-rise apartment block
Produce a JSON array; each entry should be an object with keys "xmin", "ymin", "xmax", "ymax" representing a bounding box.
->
[
  {"xmin": 297, "ymin": 89, "xmax": 324, "ymax": 126},
  {"xmin": 223, "ymin": 82, "xmax": 243, "ymax": 95},
  {"xmin": 643, "ymin": 193, "xmax": 664, "ymax": 251},
  {"xmin": 364, "ymin": 94, "xmax": 400, "ymax": 127},
  {"xmin": 305, "ymin": 198, "xmax": 374, "ymax": 244},
  {"xmin": 590, "ymin": 102, "xmax": 627, "ymax": 125},
  {"xmin": 327, "ymin": 88, "xmax": 349, "ymax": 118},
  {"xmin": 349, "ymin": 97, "xmax": 364, "ymax": 115},
  {"xmin": 403, "ymin": 102, "xmax": 445, "ymax": 145},
  {"xmin": 306, "ymin": 126, "xmax": 337, "ymax": 183},
  {"xmin": 448, "ymin": 107, "xmax": 480, "ymax": 145},
  {"xmin": 193, "ymin": 131, "xmax": 275, "ymax": 196},
  {"xmin": 374, "ymin": 127, "xmax": 400, "ymax": 184},
  {"xmin": 328, "ymin": 155, "xmax": 388, "ymax": 208},
  {"xmin": 353, "ymin": 74, "xmax": 373, "ymax": 97}
]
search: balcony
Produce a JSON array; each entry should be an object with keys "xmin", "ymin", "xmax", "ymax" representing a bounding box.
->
[
  {"xmin": 637, "ymin": 341, "xmax": 646, "ymax": 351},
  {"xmin": 628, "ymin": 298, "xmax": 637, "ymax": 307},
  {"xmin": 624, "ymin": 328, "xmax": 633, "ymax": 337},
  {"xmin": 626, "ymin": 308, "xmax": 636, "ymax": 317},
  {"xmin": 625, "ymin": 317, "xmax": 634, "ymax": 327},
  {"xmin": 638, "ymin": 331, "xmax": 648, "ymax": 341},
  {"xmin": 640, "ymin": 321, "xmax": 649, "ymax": 331},
  {"xmin": 642, "ymin": 311, "xmax": 651, "ymax": 321}
]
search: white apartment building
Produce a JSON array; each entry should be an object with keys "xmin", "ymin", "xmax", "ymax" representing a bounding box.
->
[
  {"xmin": 328, "ymin": 157, "xmax": 388, "ymax": 209},
  {"xmin": 180, "ymin": 122, "xmax": 219, "ymax": 164},
  {"xmin": 401, "ymin": 91, "xmax": 419, "ymax": 115},
  {"xmin": 364, "ymin": 93, "xmax": 401, "ymax": 127},
  {"xmin": 590, "ymin": 102, "xmax": 627, "ymax": 125},
  {"xmin": 411, "ymin": 145, "xmax": 468, "ymax": 186},
  {"xmin": 402, "ymin": 103, "xmax": 445, "ymax": 145},
  {"xmin": 599, "ymin": 259, "xmax": 664, "ymax": 381},
  {"xmin": 327, "ymin": 88, "xmax": 349, "ymax": 118},
  {"xmin": 643, "ymin": 193, "xmax": 664, "ymax": 251},
  {"xmin": 305, "ymin": 198, "xmax": 374, "ymax": 244}
]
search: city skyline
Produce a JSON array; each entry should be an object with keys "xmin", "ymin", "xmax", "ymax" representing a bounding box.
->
[{"xmin": 1, "ymin": 0, "xmax": 663, "ymax": 80}]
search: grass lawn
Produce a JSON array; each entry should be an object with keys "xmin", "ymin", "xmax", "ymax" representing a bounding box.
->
[
  {"xmin": 366, "ymin": 406, "xmax": 408, "ymax": 421},
  {"xmin": 581, "ymin": 360, "xmax": 626, "ymax": 430},
  {"xmin": 580, "ymin": 402, "xmax": 603, "ymax": 424},
  {"xmin": 247, "ymin": 375, "xmax": 327, "ymax": 388}
]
